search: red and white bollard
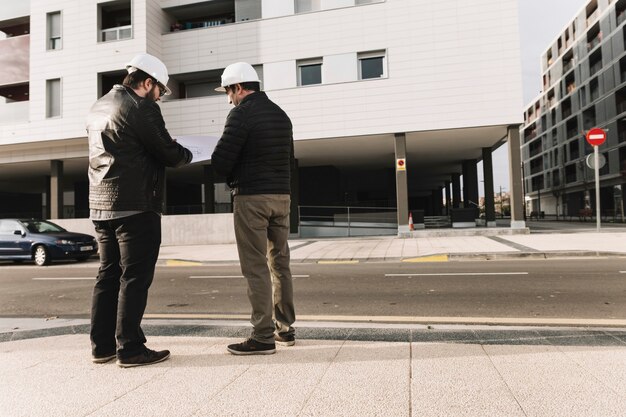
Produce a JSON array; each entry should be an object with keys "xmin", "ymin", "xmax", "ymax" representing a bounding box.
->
[{"xmin": 409, "ymin": 212, "xmax": 414, "ymax": 231}]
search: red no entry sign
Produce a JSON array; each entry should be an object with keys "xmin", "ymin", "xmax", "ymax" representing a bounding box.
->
[{"xmin": 586, "ymin": 128, "xmax": 606, "ymax": 146}]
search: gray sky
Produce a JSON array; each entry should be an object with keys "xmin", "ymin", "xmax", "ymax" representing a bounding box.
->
[{"xmin": 480, "ymin": 0, "xmax": 588, "ymax": 196}]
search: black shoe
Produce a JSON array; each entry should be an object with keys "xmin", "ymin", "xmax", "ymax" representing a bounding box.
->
[
  {"xmin": 91, "ymin": 352, "xmax": 116, "ymax": 364},
  {"xmin": 227, "ymin": 338, "xmax": 276, "ymax": 355},
  {"xmin": 117, "ymin": 348, "xmax": 170, "ymax": 368},
  {"xmin": 274, "ymin": 333, "xmax": 295, "ymax": 346}
]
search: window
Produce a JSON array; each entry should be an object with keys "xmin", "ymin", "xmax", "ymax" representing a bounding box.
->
[
  {"xmin": 358, "ymin": 50, "xmax": 386, "ymax": 80},
  {"xmin": 47, "ymin": 11, "xmax": 62, "ymax": 50},
  {"xmin": 297, "ymin": 59, "xmax": 322, "ymax": 86},
  {"xmin": 0, "ymin": 220, "xmax": 22, "ymax": 234},
  {"xmin": 99, "ymin": 0, "xmax": 132, "ymax": 42},
  {"xmin": 98, "ymin": 70, "xmax": 126, "ymax": 98},
  {"xmin": 295, "ymin": 0, "xmax": 321, "ymax": 13},
  {"xmin": 46, "ymin": 79, "xmax": 61, "ymax": 118}
]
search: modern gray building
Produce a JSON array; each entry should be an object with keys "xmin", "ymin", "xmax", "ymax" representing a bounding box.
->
[{"xmin": 521, "ymin": 0, "xmax": 626, "ymax": 220}]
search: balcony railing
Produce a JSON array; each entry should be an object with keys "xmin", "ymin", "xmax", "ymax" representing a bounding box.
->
[
  {"xmin": 0, "ymin": 101, "xmax": 29, "ymax": 125},
  {"xmin": 562, "ymin": 108, "xmax": 572, "ymax": 119},
  {"xmin": 0, "ymin": 35, "xmax": 30, "ymax": 86},
  {"xmin": 586, "ymin": 9, "xmax": 599, "ymax": 27},
  {"xmin": 100, "ymin": 25, "xmax": 132, "ymax": 42},
  {"xmin": 587, "ymin": 36, "xmax": 601, "ymax": 51},
  {"xmin": 589, "ymin": 61, "xmax": 602, "ymax": 76},
  {"xmin": 563, "ymin": 60, "xmax": 574, "ymax": 73}
]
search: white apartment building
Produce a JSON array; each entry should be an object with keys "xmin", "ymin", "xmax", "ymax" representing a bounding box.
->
[{"xmin": 0, "ymin": 0, "xmax": 525, "ymax": 235}]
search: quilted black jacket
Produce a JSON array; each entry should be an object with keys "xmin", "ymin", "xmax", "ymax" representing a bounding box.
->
[
  {"xmin": 211, "ymin": 91, "xmax": 294, "ymax": 195},
  {"xmin": 86, "ymin": 85, "xmax": 193, "ymax": 212}
]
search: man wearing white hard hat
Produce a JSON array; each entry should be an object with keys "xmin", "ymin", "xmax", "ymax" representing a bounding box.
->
[
  {"xmin": 86, "ymin": 53, "xmax": 193, "ymax": 367},
  {"xmin": 211, "ymin": 62, "xmax": 296, "ymax": 355}
]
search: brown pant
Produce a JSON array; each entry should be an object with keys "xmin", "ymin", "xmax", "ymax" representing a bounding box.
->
[{"xmin": 233, "ymin": 194, "xmax": 295, "ymax": 344}]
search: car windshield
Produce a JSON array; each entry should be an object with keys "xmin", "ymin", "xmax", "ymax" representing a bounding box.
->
[{"xmin": 21, "ymin": 220, "xmax": 67, "ymax": 233}]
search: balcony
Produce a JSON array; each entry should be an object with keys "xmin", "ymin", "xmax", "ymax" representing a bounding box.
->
[
  {"xmin": 160, "ymin": 94, "xmax": 232, "ymax": 137},
  {"xmin": 587, "ymin": 35, "xmax": 602, "ymax": 51},
  {"xmin": 562, "ymin": 60, "xmax": 574, "ymax": 73},
  {"xmin": 0, "ymin": 35, "xmax": 29, "ymax": 86},
  {"xmin": 586, "ymin": 9, "xmax": 599, "ymax": 27},
  {"xmin": 100, "ymin": 25, "xmax": 132, "ymax": 42},
  {"xmin": 0, "ymin": 101, "xmax": 28, "ymax": 125}
]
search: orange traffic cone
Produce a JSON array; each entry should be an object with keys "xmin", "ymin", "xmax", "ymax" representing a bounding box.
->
[{"xmin": 409, "ymin": 212, "xmax": 414, "ymax": 231}]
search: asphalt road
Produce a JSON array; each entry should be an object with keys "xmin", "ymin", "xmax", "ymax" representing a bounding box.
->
[{"xmin": 0, "ymin": 258, "xmax": 624, "ymax": 322}]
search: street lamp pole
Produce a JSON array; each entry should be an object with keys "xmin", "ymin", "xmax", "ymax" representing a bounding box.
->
[{"xmin": 499, "ymin": 185, "xmax": 503, "ymax": 218}]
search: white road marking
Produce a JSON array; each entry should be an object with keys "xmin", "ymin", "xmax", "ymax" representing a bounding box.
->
[
  {"xmin": 385, "ymin": 272, "xmax": 529, "ymax": 277},
  {"xmin": 32, "ymin": 277, "xmax": 95, "ymax": 280},
  {"xmin": 620, "ymin": 271, "xmax": 626, "ymax": 274},
  {"xmin": 190, "ymin": 275, "xmax": 309, "ymax": 279}
]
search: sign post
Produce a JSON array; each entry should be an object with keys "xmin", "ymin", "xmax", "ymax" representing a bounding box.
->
[{"xmin": 585, "ymin": 128, "xmax": 607, "ymax": 231}]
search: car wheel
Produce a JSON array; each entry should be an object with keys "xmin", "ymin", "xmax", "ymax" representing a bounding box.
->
[{"xmin": 33, "ymin": 245, "xmax": 50, "ymax": 266}]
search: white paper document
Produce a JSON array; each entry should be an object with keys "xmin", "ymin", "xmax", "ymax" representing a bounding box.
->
[{"xmin": 174, "ymin": 135, "xmax": 220, "ymax": 164}]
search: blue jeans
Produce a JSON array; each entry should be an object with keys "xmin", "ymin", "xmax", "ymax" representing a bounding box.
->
[{"xmin": 90, "ymin": 211, "xmax": 161, "ymax": 358}]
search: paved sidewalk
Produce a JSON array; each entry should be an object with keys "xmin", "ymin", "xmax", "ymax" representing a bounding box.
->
[
  {"xmin": 3, "ymin": 227, "xmax": 626, "ymax": 416},
  {"xmin": 1, "ymin": 319, "xmax": 625, "ymax": 417},
  {"xmin": 158, "ymin": 229, "xmax": 626, "ymax": 264}
]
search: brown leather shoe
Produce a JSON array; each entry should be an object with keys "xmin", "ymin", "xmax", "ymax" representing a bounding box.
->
[{"xmin": 117, "ymin": 348, "xmax": 170, "ymax": 368}]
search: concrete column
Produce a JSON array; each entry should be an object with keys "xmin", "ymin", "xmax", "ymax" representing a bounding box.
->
[
  {"xmin": 50, "ymin": 160, "xmax": 64, "ymax": 219},
  {"xmin": 203, "ymin": 165, "xmax": 215, "ymax": 214},
  {"xmin": 508, "ymin": 125, "xmax": 526, "ymax": 228},
  {"xmin": 462, "ymin": 159, "xmax": 479, "ymax": 209},
  {"xmin": 394, "ymin": 133, "xmax": 409, "ymax": 235},
  {"xmin": 290, "ymin": 159, "xmax": 299, "ymax": 234},
  {"xmin": 482, "ymin": 148, "xmax": 496, "ymax": 226},
  {"xmin": 444, "ymin": 181, "xmax": 451, "ymax": 215},
  {"xmin": 451, "ymin": 173, "xmax": 461, "ymax": 208}
]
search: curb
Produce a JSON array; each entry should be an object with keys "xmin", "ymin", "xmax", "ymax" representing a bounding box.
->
[{"xmin": 157, "ymin": 251, "xmax": 626, "ymax": 266}]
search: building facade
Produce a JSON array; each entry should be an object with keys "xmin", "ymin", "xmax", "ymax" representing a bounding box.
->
[
  {"xmin": 521, "ymin": 0, "xmax": 626, "ymax": 220},
  {"xmin": 0, "ymin": 0, "xmax": 524, "ymax": 233}
]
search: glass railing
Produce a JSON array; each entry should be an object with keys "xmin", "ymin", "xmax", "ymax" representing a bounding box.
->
[
  {"xmin": 587, "ymin": 36, "xmax": 601, "ymax": 51},
  {"xmin": 100, "ymin": 25, "xmax": 132, "ymax": 42},
  {"xmin": 562, "ymin": 60, "xmax": 574, "ymax": 73}
]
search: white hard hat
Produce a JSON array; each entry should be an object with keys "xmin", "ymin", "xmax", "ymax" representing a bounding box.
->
[
  {"xmin": 215, "ymin": 62, "xmax": 260, "ymax": 92},
  {"xmin": 126, "ymin": 53, "xmax": 172, "ymax": 95}
]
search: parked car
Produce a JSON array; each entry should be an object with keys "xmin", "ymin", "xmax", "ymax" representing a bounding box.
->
[{"xmin": 0, "ymin": 219, "xmax": 97, "ymax": 266}]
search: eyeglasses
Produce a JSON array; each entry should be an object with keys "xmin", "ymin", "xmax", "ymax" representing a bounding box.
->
[
  {"xmin": 157, "ymin": 83, "xmax": 166, "ymax": 97},
  {"xmin": 151, "ymin": 78, "xmax": 166, "ymax": 97}
]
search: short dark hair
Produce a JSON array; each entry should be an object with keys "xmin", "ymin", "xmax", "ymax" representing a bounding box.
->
[
  {"xmin": 227, "ymin": 82, "xmax": 260, "ymax": 93},
  {"xmin": 123, "ymin": 69, "xmax": 153, "ymax": 90}
]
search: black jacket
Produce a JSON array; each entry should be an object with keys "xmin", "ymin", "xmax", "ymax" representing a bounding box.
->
[
  {"xmin": 211, "ymin": 91, "xmax": 294, "ymax": 195},
  {"xmin": 86, "ymin": 85, "xmax": 192, "ymax": 212}
]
